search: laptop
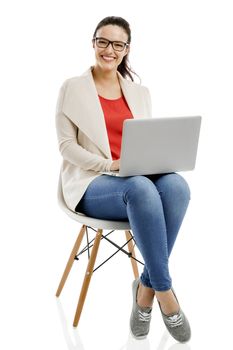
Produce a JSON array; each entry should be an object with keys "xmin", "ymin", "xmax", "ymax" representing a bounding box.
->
[{"xmin": 100, "ymin": 116, "xmax": 202, "ymax": 177}]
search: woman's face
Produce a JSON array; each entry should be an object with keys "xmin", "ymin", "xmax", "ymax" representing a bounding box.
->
[{"xmin": 93, "ymin": 24, "xmax": 129, "ymax": 73}]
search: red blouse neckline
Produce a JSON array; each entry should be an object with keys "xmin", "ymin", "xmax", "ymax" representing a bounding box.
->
[{"xmin": 98, "ymin": 95, "xmax": 124, "ymax": 102}]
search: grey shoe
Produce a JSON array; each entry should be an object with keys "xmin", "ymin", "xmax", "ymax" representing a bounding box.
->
[
  {"xmin": 130, "ymin": 278, "xmax": 152, "ymax": 339},
  {"xmin": 158, "ymin": 288, "xmax": 191, "ymax": 343}
]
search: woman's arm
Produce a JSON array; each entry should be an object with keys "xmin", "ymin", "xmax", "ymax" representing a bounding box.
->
[{"xmin": 55, "ymin": 81, "xmax": 112, "ymax": 172}]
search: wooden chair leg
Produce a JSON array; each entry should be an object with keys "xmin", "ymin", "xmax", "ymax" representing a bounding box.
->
[
  {"xmin": 125, "ymin": 230, "xmax": 139, "ymax": 279},
  {"xmin": 56, "ymin": 224, "xmax": 86, "ymax": 297},
  {"xmin": 73, "ymin": 229, "xmax": 103, "ymax": 327}
]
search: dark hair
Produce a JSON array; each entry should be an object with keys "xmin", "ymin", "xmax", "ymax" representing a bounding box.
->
[{"xmin": 93, "ymin": 16, "xmax": 139, "ymax": 82}]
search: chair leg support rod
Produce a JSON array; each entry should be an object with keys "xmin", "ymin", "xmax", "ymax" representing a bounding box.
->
[{"xmin": 125, "ymin": 230, "xmax": 139, "ymax": 279}]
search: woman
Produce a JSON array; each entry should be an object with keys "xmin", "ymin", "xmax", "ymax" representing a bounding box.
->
[{"xmin": 56, "ymin": 16, "xmax": 191, "ymax": 343}]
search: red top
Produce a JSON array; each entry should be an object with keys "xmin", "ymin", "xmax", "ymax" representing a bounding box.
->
[{"xmin": 99, "ymin": 95, "xmax": 134, "ymax": 160}]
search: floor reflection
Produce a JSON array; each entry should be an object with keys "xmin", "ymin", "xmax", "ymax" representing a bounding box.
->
[
  {"xmin": 56, "ymin": 298, "xmax": 191, "ymax": 350},
  {"xmin": 120, "ymin": 332, "xmax": 191, "ymax": 350},
  {"xmin": 56, "ymin": 298, "xmax": 85, "ymax": 350}
]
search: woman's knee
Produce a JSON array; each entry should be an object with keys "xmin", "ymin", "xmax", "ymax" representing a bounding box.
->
[
  {"xmin": 156, "ymin": 173, "xmax": 191, "ymax": 201},
  {"xmin": 124, "ymin": 175, "xmax": 158, "ymax": 202}
]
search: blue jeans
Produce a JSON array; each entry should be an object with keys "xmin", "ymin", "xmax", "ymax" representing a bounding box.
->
[{"xmin": 75, "ymin": 173, "xmax": 190, "ymax": 291}]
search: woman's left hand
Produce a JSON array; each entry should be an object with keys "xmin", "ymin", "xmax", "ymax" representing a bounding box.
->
[{"xmin": 110, "ymin": 159, "xmax": 120, "ymax": 171}]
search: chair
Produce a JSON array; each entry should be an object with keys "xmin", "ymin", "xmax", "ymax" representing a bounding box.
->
[{"xmin": 55, "ymin": 175, "xmax": 142, "ymax": 327}]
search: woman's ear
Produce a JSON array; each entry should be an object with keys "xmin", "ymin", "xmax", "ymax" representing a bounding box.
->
[
  {"xmin": 92, "ymin": 39, "xmax": 95, "ymax": 49},
  {"xmin": 124, "ymin": 45, "xmax": 130, "ymax": 56}
]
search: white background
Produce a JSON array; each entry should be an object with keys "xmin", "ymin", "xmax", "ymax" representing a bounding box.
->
[{"xmin": 1, "ymin": 0, "xmax": 233, "ymax": 349}]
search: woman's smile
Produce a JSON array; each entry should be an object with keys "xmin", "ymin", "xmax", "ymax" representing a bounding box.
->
[{"xmin": 101, "ymin": 55, "xmax": 116, "ymax": 62}]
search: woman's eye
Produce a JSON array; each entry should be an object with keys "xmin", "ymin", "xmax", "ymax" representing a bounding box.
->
[
  {"xmin": 114, "ymin": 43, "xmax": 124, "ymax": 49},
  {"xmin": 99, "ymin": 40, "xmax": 108, "ymax": 45}
]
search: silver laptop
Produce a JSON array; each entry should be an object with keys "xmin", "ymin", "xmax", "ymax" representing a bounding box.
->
[{"xmin": 100, "ymin": 116, "xmax": 202, "ymax": 177}]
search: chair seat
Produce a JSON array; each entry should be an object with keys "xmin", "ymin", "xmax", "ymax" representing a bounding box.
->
[{"xmin": 61, "ymin": 204, "xmax": 131, "ymax": 230}]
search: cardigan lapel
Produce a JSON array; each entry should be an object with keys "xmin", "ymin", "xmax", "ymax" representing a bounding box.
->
[
  {"xmin": 118, "ymin": 73, "xmax": 142, "ymax": 119},
  {"xmin": 62, "ymin": 67, "xmax": 145, "ymax": 159}
]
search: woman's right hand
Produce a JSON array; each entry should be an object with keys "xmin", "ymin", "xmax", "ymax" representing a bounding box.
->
[{"xmin": 110, "ymin": 159, "xmax": 120, "ymax": 171}]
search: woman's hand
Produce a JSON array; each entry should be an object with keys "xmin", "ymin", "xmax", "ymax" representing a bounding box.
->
[{"xmin": 110, "ymin": 159, "xmax": 120, "ymax": 171}]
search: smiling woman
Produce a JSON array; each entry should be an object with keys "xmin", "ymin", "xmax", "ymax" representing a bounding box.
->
[
  {"xmin": 92, "ymin": 16, "xmax": 134, "ymax": 81},
  {"xmin": 91, "ymin": 18, "xmax": 135, "ymax": 101},
  {"xmin": 55, "ymin": 16, "xmax": 191, "ymax": 343}
]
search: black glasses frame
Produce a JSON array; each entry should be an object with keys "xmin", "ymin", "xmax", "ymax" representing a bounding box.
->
[{"xmin": 93, "ymin": 37, "xmax": 129, "ymax": 52}]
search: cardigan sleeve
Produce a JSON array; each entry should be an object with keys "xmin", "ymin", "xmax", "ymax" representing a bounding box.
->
[{"xmin": 55, "ymin": 81, "xmax": 112, "ymax": 172}]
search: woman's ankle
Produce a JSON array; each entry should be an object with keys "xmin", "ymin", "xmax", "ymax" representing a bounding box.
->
[
  {"xmin": 137, "ymin": 282, "xmax": 155, "ymax": 308},
  {"xmin": 155, "ymin": 289, "xmax": 180, "ymax": 315}
]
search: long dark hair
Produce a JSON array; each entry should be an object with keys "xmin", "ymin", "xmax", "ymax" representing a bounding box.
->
[{"xmin": 93, "ymin": 16, "xmax": 139, "ymax": 82}]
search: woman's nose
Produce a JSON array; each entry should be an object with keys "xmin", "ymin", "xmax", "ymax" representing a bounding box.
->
[{"xmin": 105, "ymin": 42, "xmax": 115, "ymax": 54}]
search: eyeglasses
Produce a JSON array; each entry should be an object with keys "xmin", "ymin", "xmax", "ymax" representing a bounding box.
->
[{"xmin": 93, "ymin": 37, "xmax": 129, "ymax": 52}]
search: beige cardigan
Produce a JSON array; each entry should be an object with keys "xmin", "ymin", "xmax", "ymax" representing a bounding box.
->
[{"xmin": 55, "ymin": 67, "xmax": 152, "ymax": 211}]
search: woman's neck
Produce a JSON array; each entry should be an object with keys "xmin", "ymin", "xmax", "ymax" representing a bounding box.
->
[
  {"xmin": 92, "ymin": 65, "xmax": 122, "ymax": 99},
  {"xmin": 92, "ymin": 65, "xmax": 118, "ymax": 85}
]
